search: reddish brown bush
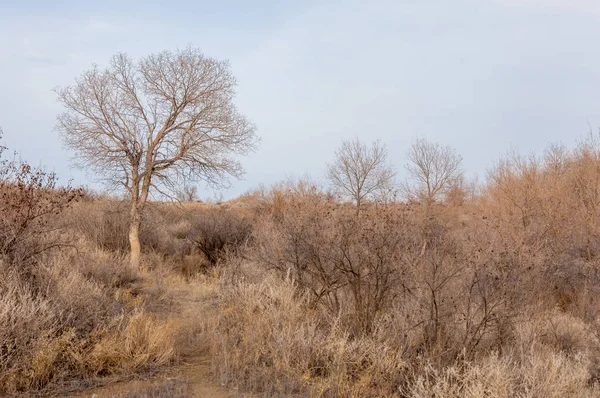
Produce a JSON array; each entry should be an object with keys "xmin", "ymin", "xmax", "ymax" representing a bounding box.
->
[{"xmin": 0, "ymin": 145, "xmax": 82, "ymax": 285}]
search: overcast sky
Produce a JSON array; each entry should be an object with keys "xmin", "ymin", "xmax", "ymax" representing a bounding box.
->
[{"xmin": 1, "ymin": 0, "xmax": 600, "ymax": 198}]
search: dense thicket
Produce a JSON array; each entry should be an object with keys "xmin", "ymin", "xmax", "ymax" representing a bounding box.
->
[
  {"xmin": 5, "ymin": 134, "xmax": 600, "ymax": 397},
  {"xmin": 211, "ymin": 135, "xmax": 600, "ymax": 397}
]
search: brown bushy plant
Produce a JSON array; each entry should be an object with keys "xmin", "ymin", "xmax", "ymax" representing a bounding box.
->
[
  {"xmin": 0, "ymin": 139, "xmax": 178, "ymax": 395},
  {"xmin": 0, "ymin": 150, "xmax": 82, "ymax": 277},
  {"xmin": 209, "ymin": 138, "xmax": 600, "ymax": 396},
  {"xmin": 187, "ymin": 205, "xmax": 252, "ymax": 266}
]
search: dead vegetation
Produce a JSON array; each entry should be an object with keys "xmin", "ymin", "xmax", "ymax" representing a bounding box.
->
[
  {"xmin": 5, "ymin": 133, "xmax": 600, "ymax": 397},
  {"xmin": 207, "ymin": 134, "xmax": 600, "ymax": 397},
  {"xmin": 0, "ymin": 142, "xmax": 219, "ymax": 395}
]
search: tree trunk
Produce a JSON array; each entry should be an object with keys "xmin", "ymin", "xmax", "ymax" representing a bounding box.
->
[{"xmin": 129, "ymin": 203, "xmax": 142, "ymax": 269}]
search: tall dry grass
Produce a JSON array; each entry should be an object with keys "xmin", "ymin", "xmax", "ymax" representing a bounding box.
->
[
  {"xmin": 211, "ymin": 270, "xmax": 600, "ymax": 397},
  {"xmin": 0, "ymin": 152, "xmax": 184, "ymax": 395},
  {"xmin": 206, "ymin": 138, "xmax": 600, "ymax": 397},
  {"xmin": 7, "ymin": 133, "xmax": 600, "ymax": 397},
  {"xmin": 0, "ymin": 179, "xmax": 255, "ymax": 394},
  {"xmin": 0, "ymin": 241, "xmax": 180, "ymax": 395}
]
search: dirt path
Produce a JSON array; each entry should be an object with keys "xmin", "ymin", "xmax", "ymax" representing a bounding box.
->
[
  {"xmin": 66, "ymin": 275, "xmax": 230, "ymax": 398},
  {"xmin": 66, "ymin": 360, "xmax": 227, "ymax": 398}
]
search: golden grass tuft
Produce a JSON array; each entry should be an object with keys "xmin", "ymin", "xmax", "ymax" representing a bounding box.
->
[{"xmin": 88, "ymin": 313, "xmax": 178, "ymax": 374}]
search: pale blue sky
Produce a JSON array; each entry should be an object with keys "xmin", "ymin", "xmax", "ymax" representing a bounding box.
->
[{"xmin": 1, "ymin": 0, "xmax": 600, "ymax": 198}]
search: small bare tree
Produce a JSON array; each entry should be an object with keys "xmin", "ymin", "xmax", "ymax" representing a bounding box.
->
[
  {"xmin": 176, "ymin": 184, "xmax": 199, "ymax": 202},
  {"xmin": 56, "ymin": 48, "xmax": 258, "ymax": 268},
  {"xmin": 326, "ymin": 139, "xmax": 396, "ymax": 212},
  {"xmin": 404, "ymin": 138, "xmax": 463, "ymax": 205},
  {"xmin": 404, "ymin": 138, "xmax": 463, "ymax": 257}
]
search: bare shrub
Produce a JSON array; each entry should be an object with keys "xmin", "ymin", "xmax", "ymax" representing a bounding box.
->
[
  {"xmin": 213, "ymin": 146, "xmax": 600, "ymax": 396},
  {"xmin": 0, "ymin": 150, "xmax": 82, "ymax": 279},
  {"xmin": 539, "ymin": 310, "xmax": 598, "ymax": 354},
  {"xmin": 486, "ymin": 150, "xmax": 542, "ymax": 230},
  {"xmin": 187, "ymin": 206, "xmax": 252, "ymax": 266},
  {"xmin": 0, "ymin": 269, "xmax": 60, "ymax": 391},
  {"xmin": 176, "ymin": 184, "xmax": 199, "ymax": 203},
  {"xmin": 212, "ymin": 276, "xmax": 407, "ymax": 397},
  {"xmin": 252, "ymin": 189, "xmax": 412, "ymax": 335}
]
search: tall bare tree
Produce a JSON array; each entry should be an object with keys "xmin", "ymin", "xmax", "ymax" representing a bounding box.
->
[
  {"xmin": 56, "ymin": 48, "xmax": 258, "ymax": 268},
  {"xmin": 326, "ymin": 139, "xmax": 396, "ymax": 212}
]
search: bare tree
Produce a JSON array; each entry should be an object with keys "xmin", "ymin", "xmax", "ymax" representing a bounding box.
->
[
  {"xmin": 404, "ymin": 138, "xmax": 463, "ymax": 205},
  {"xmin": 326, "ymin": 139, "xmax": 396, "ymax": 212},
  {"xmin": 404, "ymin": 138, "xmax": 463, "ymax": 257},
  {"xmin": 176, "ymin": 184, "xmax": 199, "ymax": 202},
  {"xmin": 56, "ymin": 48, "xmax": 258, "ymax": 268}
]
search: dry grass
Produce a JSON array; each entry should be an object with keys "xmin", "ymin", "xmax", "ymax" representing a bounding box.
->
[
  {"xmin": 403, "ymin": 350, "xmax": 595, "ymax": 398},
  {"xmin": 206, "ymin": 161, "xmax": 600, "ymax": 397},
  {"xmin": 210, "ymin": 272, "xmax": 600, "ymax": 397},
  {"xmin": 7, "ymin": 134, "xmax": 600, "ymax": 397},
  {"xmin": 5, "ymin": 186, "xmax": 600, "ymax": 397},
  {"xmin": 212, "ymin": 274, "xmax": 411, "ymax": 397},
  {"xmin": 0, "ymin": 229, "xmax": 182, "ymax": 395}
]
